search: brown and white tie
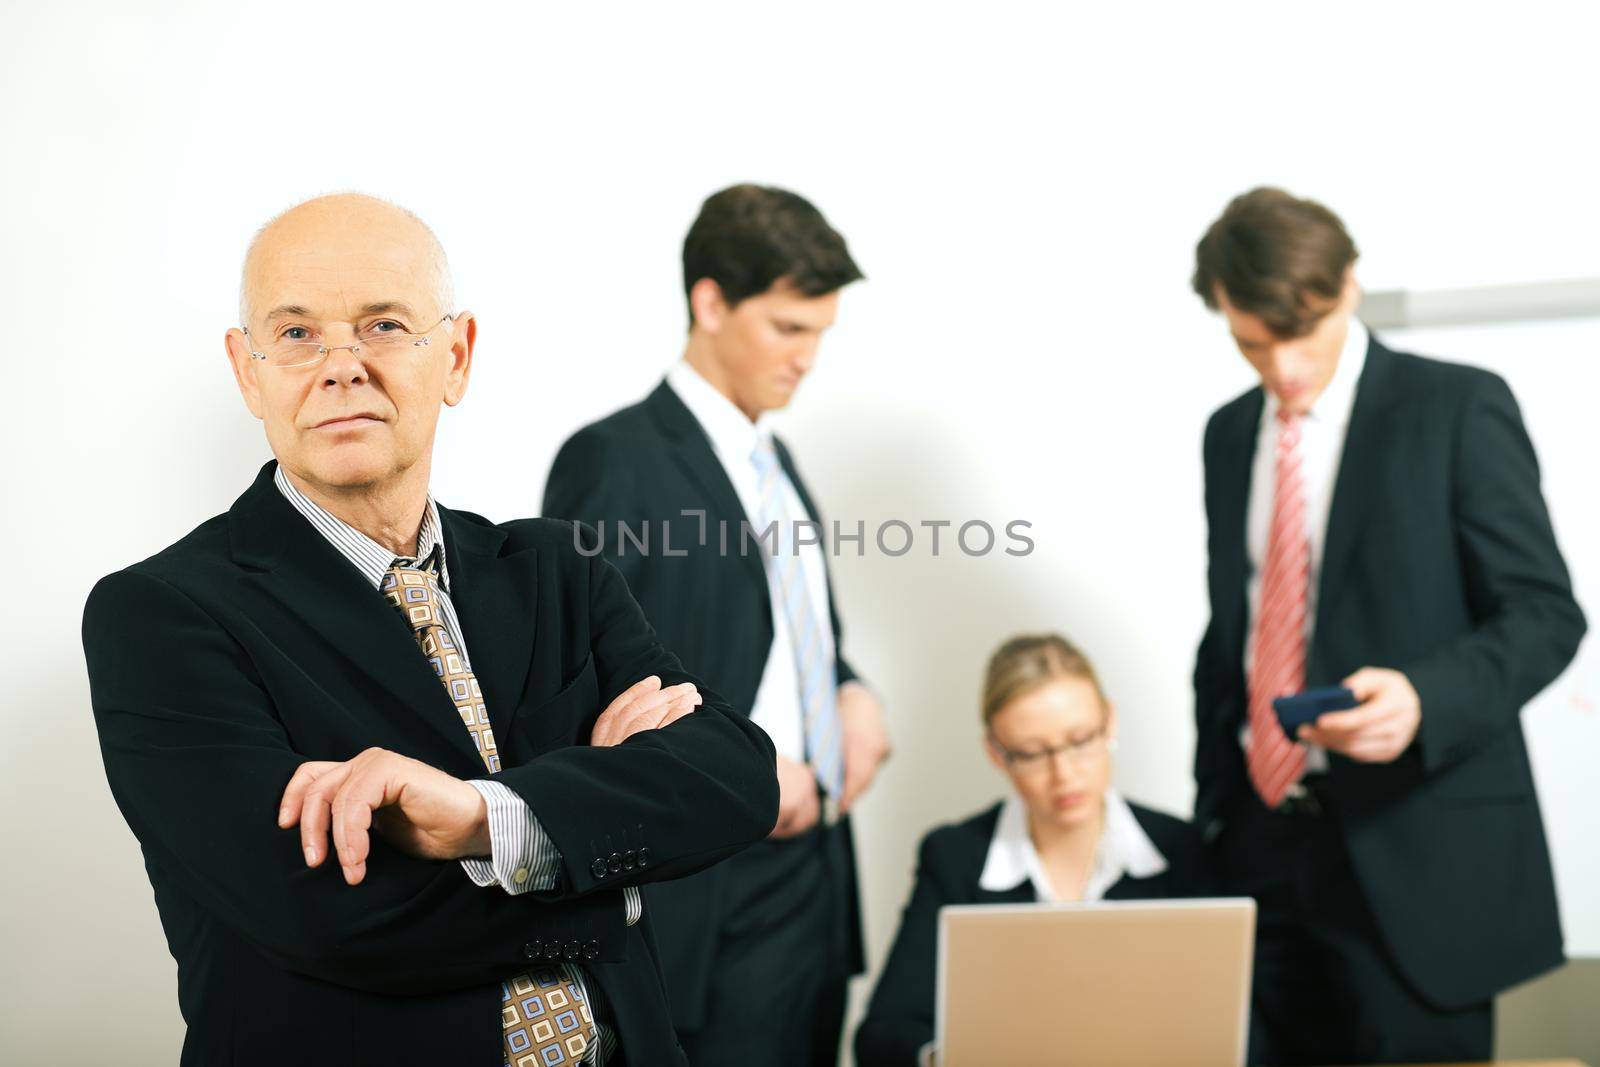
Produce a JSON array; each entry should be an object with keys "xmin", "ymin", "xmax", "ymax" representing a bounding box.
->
[{"xmin": 383, "ymin": 553, "xmax": 597, "ymax": 1066}]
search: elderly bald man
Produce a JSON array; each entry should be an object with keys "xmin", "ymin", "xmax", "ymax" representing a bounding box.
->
[{"xmin": 82, "ymin": 194, "xmax": 778, "ymax": 1067}]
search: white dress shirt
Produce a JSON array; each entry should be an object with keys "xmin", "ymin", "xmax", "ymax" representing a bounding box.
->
[
  {"xmin": 664, "ymin": 359, "xmax": 838, "ymax": 763},
  {"xmin": 1241, "ymin": 318, "xmax": 1370, "ymax": 772},
  {"xmin": 978, "ymin": 788, "xmax": 1169, "ymax": 903}
]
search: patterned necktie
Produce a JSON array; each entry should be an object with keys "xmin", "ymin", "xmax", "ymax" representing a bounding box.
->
[
  {"xmin": 749, "ymin": 437, "xmax": 844, "ymax": 800},
  {"xmin": 1247, "ymin": 410, "xmax": 1310, "ymax": 808},
  {"xmin": 382, "ymin": 550, "xmax": 598, "ymax": 1067}
]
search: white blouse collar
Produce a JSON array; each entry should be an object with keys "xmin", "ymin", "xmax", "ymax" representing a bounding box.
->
[{"xmin": 978, "ymin": 788, "xmax": 1168, "ymax": 902}]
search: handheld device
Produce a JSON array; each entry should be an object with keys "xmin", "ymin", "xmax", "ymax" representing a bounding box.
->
[{"xmin": 1272, "ymin": 686, "xmax": 1359, "ymax": 743}]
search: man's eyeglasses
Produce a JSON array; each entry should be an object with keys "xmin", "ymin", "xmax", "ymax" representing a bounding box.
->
[
  {"xmin": 243, "ymin": 314, "xmax": 455, "ymax": 370},
  {"xmin": 990, "ymin": 726, "xmax": 1112, "ymax": 776}
]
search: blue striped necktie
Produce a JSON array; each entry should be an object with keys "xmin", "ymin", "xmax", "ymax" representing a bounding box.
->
[{"xmin": 749, "ymin": 436, "xmax": 844, "ymax": 800}]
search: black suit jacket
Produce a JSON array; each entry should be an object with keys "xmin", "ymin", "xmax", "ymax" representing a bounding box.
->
[
  {"xmin": 853, "ymin": 801, "xmax": 1210, "ymax": 1067},
  {"xmin": 1194, "ymin": 334, "xmax": 1587, "ymax": 1009},
  {"xmin": 543, "ymin": 379, "xmax": 866, "ymax": 1028},
  {"xmin": 82, "ymin": 461, "xmax": 778, "ymax": 1067}
]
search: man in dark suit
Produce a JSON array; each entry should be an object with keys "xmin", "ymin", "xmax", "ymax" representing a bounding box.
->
[
  {"xmin": 82, "ymin": 193, "xmax": 778, "ymax": 1067},
  {"xmin": 1190, "ymin": 187, "xmax": 1587, "ymax": 1065},
  {"xmin": 543, "ymin": 184, "xmax": 890, "ymax": 1066}
]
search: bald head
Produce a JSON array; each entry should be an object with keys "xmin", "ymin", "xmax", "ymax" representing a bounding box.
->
[
  {"xmin": 223, "ymin": 192, "xmax": 476, "ymax": 508},
  {"xmin": 239, "ymin": 193, "xmax": 453, "ymax": 327}
]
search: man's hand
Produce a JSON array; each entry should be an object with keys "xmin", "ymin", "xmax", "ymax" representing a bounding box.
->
[
  {"xmin": 590, "ymin": 675, "xmax": 701, "ymax": 747},
  {"xmin": 278, "ymin": 749, "xmax": 488, "ymax": 886},
  {"xmin": 837, "ymin": 681, "xmax": 891, "ymax": 815},
  {"xmin": 770, "ymin": 755, "xmax": 822, "ymax": 839},
  {"xmin": 1298, "ymin": 667, "xmax": 1422, "ymax": 763},
  {"xmin": 277, "ymin": 677, "xmax": 700, "ymax": 886}
]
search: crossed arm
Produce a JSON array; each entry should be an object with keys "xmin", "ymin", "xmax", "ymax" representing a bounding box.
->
[
  {"xmin": 544, "ymin": 431, "xmax": 891, "ymax": 840},
  {"xmin": 279, "ymin": 676, "xmax": 703, "ymax": 886},
  {"xmin": 83, "ymin": 556, "xmax": 777, "ymax": 994}
]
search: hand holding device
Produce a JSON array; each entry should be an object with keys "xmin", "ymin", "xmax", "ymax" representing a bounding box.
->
[{"xmin": 1272, "ymin": 686, "xmax": 1358, "ymax": 744}]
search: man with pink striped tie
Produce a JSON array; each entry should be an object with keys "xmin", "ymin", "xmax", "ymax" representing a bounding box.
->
[{"xmin": 1190, "ymin": 188, "xmax": 1584, "ymax": 1066}]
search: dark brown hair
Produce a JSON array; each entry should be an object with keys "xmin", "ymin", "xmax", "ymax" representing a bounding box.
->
[
  {"xmin": 682, "ymin": 184, "xmax": 863, "ymax": 324},
  {"xmin": 1192, "ymin": 187, "xmax": 1359, "ymax": 339},
  {"xmin": 981, "ymin": 634, "xmax": 1106, "ymax": 726}
]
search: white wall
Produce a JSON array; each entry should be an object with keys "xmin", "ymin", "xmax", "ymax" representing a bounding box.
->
[{"xmin": 4, "ymin": 2, "xmax": 1597, "ymax": 1061}]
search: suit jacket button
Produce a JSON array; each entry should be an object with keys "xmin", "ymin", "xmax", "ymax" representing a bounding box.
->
[
  {"xmin": 637, "ymin": 847, "xmax": 650, "ymax": 868},
  {"xmin": 545, "ymin": 942, "xmax": 562, "ymax": 960},
  {"xmin": 607, "ymin": 852, "xmax": 622, "ymax": 874},
  {"xmin": 622, "ymin": 849, "xmax": 637, "ymax": 871},
  {"xmin": 524, "ymin": 941, "xmax": 542, "ymax": 960},
  {"xmin": 584, "ymin": 939, "xmax": 601, "ymax": 960},
  {"xmin": 564, "ymin": 940, "xmax": 581, "ymax": 960},
  {"xmin": 591, "ymin": 858, "xmax": 608, "ymax": 879}
]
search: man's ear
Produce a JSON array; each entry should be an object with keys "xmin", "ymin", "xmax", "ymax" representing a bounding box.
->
[
  {"xmin": 224, "ymin": 329, "xmax": 265, "ymax": 420},
  {"xmin": 442, "ymin": 311, "xmax": 476, "ymax": 407},
  {"xmin": 1340, "ymin": 265, "xmax": 1361, "ymax": 310},
  {"xmin": 689, "ymin": 278, "xmax": 728, "ymax": 334}
]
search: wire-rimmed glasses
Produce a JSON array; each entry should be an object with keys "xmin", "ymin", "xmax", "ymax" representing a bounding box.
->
[
  {"xmin": 990, "ymin": 726, "xmax": 1112, "ymax": 776},
  {"xmin": 242, "ymin": 314, "xmax": 455, "ymax": 370}
]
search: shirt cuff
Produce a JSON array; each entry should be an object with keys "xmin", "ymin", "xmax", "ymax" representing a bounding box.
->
[
  {"xmin": 459, "ymin": 779, "xmax": 561, "ymax": 895},
  {"xmin": 624, "ymin": 886, "xmax": 642, "ymax": 927}
]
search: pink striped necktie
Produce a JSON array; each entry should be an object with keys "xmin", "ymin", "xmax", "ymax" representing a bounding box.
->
[{"xmin": 1247, "ymin": 409, "xmax": 1310, "ymax": 808}]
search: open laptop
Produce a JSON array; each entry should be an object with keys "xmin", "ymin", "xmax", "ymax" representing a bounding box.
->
[{"xmin": 936, "ymin": 898, "xmax": 1256, "ymax": 1066}]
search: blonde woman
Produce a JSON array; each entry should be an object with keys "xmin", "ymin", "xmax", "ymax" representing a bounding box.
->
[{"xmin": 854, "ymin": 634, "xmax": 1211, "ymax": 1067}]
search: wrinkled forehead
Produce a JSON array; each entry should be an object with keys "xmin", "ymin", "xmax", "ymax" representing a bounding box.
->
[{"xmin": 245, "ymin": 227, "xmax": 443, "ymax": 325}]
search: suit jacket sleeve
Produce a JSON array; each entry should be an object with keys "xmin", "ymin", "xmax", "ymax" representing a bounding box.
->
[
  {"xmin": 1404, "ymin": 372, "xmax": 1587, "ymax": 774},
  {"xmin": 855, "ymin": 830, "xmax": 953, "ymax": 1067},
  {"xmin": 491, "ymin": 542, "xmax": 779, "ymax": 895},
  {"xmin": 83, "ymin": 569, "xmax": 629, "ymax": 998}
]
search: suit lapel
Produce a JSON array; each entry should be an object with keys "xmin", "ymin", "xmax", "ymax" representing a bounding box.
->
[
  {"xmin": 773, "ymin": 438, "xmax": 818, "ymax": 525},
  {"xmin": 773, "ymin": 436, "xmax": 854, "ymax": 652},
  {"xmin": 1213, "ymin": 391, "xmax": 1262, "ymax": 669},
  {"xmin": 1314, "ymin": 336, "xmax": 1398, "ymax": 671},
  {"xmin": 441, "ymin": 509, "xmax": 538, "ymax": 744},
  {"xmin": 645, "ymin": 380, "xmax": 771, "ymax": 596},
  {"xmin": 228, "ymin": 463, "xmax": 484, "ymax": 772}
]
